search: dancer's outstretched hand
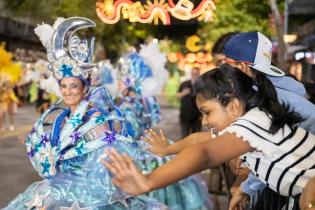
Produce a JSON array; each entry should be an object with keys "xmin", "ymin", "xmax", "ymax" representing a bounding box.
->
[
  {"xmin": 143, "ymin": 129, "xmax": 169, "ymax": 157},
  {"xmin": 102, "ymin": 148, "xmax": 151, "ymax": 196}
]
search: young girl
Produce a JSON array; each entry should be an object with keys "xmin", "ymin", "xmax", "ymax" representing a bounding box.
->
[{"xmin": 103, "ymin": 64, "xmax": 315, "ymax": 209}]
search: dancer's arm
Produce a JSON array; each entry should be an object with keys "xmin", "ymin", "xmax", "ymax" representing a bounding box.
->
[{"xmin": 103, "ymin": 132, "xmax": 252, "ymax": 196}]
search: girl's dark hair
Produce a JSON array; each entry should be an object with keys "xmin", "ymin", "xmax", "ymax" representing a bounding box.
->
[{"xmin": 195, "ymin": 64, "xmax": 304, "ymax": 134}]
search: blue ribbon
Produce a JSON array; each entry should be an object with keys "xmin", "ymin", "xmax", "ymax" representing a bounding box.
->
[{"xmin": 50, "ymin": 108, "xmax": 71, "ymax": 147}]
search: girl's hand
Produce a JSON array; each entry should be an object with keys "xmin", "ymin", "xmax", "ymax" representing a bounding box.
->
[
  {"xmin": 102, "ymin": 148, "xmax": 151, "ymax": 196},
  {"xmin": 228, "ymin": 187, "xmax": 249, "ymax": 210},
  {"xmin": 143, "ymin": 129, "xmax": 170, "ymax": 157}
]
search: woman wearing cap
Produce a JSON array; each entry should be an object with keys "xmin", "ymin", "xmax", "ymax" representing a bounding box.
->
[{"xmin": 3, "ymin": 17, "xmax": 168, "ymax": 210}]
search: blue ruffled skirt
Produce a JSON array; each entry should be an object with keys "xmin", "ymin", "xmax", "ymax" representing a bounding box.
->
[
  {"xmin": 139, "ymin": 152, "xmax": 213, "ymax": 210},
  {"xmin": 3, "ymin": 146, "xmax": 169, "ymax": 210}
]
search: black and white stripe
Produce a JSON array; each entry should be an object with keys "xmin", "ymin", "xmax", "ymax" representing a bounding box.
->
[{"xmin": 221, "ymin": 108, "xmax": 315, "ymax": 196}]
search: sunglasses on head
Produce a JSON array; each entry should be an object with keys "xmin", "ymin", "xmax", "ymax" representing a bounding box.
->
[{"xmin": 217, "ymin": 58, "xmax": 254, "ymax": 67}]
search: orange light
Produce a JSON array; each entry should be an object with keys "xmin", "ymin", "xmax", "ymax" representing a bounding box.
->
[{"xmin": 96, "ymin": 0, "xmax": 215, "ymax": 25}]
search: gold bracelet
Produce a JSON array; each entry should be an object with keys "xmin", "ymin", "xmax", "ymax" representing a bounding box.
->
[{"xmin": 306, "ymin": 201, "xmax": 315, "ymax": 209}]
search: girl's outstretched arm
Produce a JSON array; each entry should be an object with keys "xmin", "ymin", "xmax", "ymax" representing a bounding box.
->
[
  {"xmin": 144, "ymin": 129, "xmax": 212, "ymax": 157},
  {"xmin": 165, "ymin": 131, "xmax": 213, "ymax": 155},
  {"xmin": 103, "ymin": 132, "xmax": 253, "ymax": 196}
]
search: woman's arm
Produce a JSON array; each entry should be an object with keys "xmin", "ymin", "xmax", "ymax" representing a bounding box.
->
[{"xmin": 103, "ymin": 132, "xmax": 253, "ymax": 195}]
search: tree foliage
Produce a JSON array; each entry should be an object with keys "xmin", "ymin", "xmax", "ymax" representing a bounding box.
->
[{"xmin": 198, "ymin": 0, "xmax": 284, "ymax": 44}]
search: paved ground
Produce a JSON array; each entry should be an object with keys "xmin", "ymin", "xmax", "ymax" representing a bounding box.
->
[
  {"xmin": 0, "ymin": 97, "xmax": 228, "ymax": 209},
  {"xmin": 0, "ymin": 105, "xmax": 41, "ymax": 207}
]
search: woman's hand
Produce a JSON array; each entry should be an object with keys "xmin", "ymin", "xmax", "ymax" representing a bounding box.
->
[
  {"xmin": 102, "ymin": 148, "xmax": 152, "ymax": 196},
  {"xmin": 143, "ymin": 129, "xmax": 170, "ymax": 157},
  {"xmin": 228, "ymin": 187, "xmax": 249, "ymax": 210}
]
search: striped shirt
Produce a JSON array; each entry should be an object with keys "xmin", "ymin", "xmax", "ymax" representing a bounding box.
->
[{"xmin": 219, "ymin": 108, "xmax": 315, "ymax": 196}]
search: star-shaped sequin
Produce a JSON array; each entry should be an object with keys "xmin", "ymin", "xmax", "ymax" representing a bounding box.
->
[
  {"xmin": 28, "ymin": 143, "xmax": 41, "ymax": 157},
  {"xmin": 27, "ymin": 148, "xmax": 36, "ymax": 158},
  {"xmin": 68, "ymin": 114, "xmax": 82, "ymax": 128},
  {"xmin": 101, "ymin": 131, "xmax": 116, "ymax": 145},
  {"xmin": 60, "ymin": 64, "xmax": 73, "ymax": 77},
  {"xmin": 60, "ymin": 201, "xmax": 92, "ymax": 210},
  {"xmin": 40, "ymin": 134, "xmax": 50, "ymax": 146},
  {"xmin": 70, "ymin": 131, "xmax": 81, "ymax": 144},
  {"xmin": 95, "ymin": 115, "xmax": 105, "ymax": 124},
  {"xmin": 40, "ymin": 157, "xmax": 51, "ymax": 175},
  {"xmin": 75, "ymin": 141, "xmax": 85, "ymax": 155}
]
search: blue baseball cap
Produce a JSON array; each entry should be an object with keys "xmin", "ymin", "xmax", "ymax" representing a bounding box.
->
[{"xmin": 223, "ymin": 32, "xmax": 285, "ymax": 76}]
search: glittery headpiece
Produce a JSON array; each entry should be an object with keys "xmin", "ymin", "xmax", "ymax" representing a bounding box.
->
[{"xmin": 34, "ymin": 17, "xmax": 96, "ymax": 81}]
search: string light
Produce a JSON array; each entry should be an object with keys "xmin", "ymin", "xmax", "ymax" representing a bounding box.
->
[{"xmin": 96, "ymin": 0, "xmax": 216, "ymax": 25}]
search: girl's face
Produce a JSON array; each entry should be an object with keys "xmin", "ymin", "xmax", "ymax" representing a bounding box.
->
[
  {"xmin": 59, "ymin": 77, "xmax": 86, "ymax": 107},
  {"xmin": 196, "ymin": 94, "xmax": 242, "ymax": 133}
]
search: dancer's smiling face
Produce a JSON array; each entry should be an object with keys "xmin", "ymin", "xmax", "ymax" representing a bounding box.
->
[{"xmin": 59, "ymin": 77, "xmax": 86, "ymax": 109}]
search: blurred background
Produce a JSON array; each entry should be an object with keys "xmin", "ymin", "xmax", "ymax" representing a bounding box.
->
[{"xmin": 0, "ymin": 0, "xmax": 314, "ymax": 209}]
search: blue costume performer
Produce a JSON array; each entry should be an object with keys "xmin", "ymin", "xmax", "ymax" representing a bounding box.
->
[
  {"xmin": 93, "ymin": 44, "xmax": 213, "ymax": 210},
  {"xmin": 3, "ymin": 17, "xmax": 168, "ymax": 210}
]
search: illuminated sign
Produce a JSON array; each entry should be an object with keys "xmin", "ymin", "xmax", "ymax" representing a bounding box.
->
[{"xmin": 96, "ymin": 0, "xmax": 216, "ymax": 25}]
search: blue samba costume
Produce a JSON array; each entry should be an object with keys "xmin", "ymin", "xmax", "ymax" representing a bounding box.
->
[
  {"xmin": 96, "ymin": 44, "xmax": 213, "ymax": 210},
  {"xmin": 3, "ymin": 17, "xmax": 168, "ymax": 210}
]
